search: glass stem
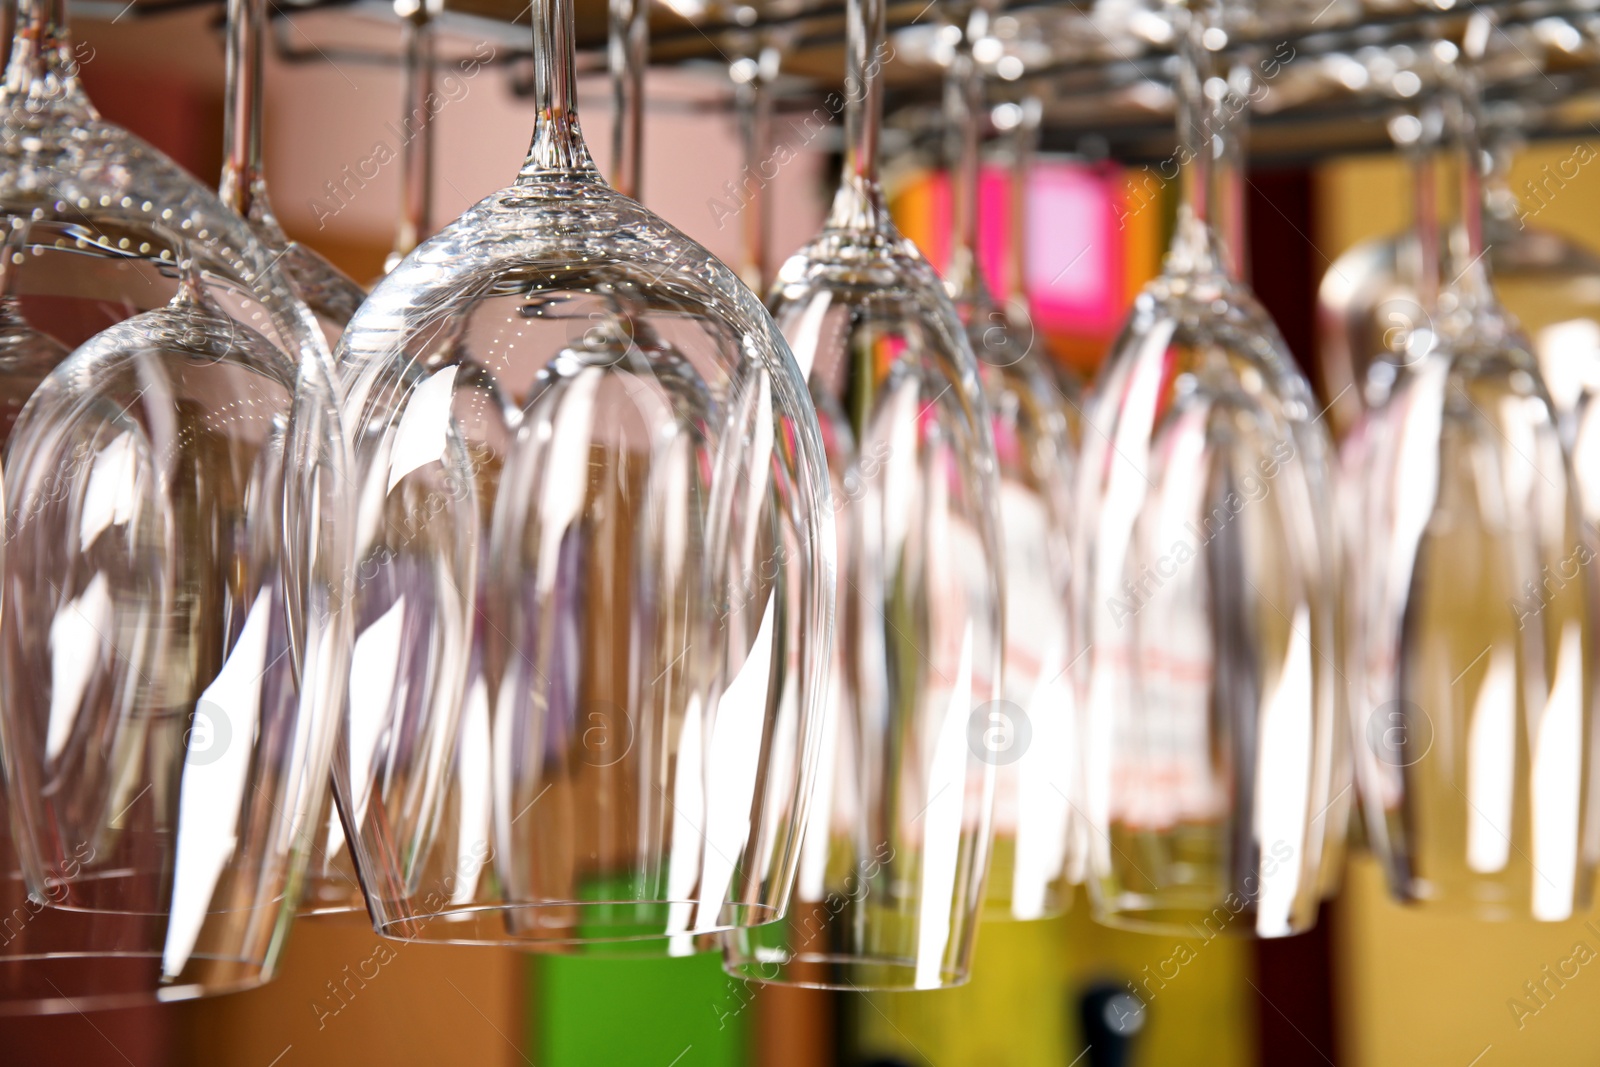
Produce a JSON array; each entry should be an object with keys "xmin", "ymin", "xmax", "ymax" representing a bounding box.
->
[
  {"xmin": 824, "ymin": 0, "xmax": 889, "ymax": 232},
  {"xmin": 5, "ymin": 0, "xmax": 81, "ymax": 104},
  {"xmin": 519, "ymin": 0, "xmax": 594, "ymax": 181},
  {"xmin": 1409, "ymin": 103, "xmax": 1441, "ymax": 315},
  {"xmin": 734, "ymin": 49, "xmax": 775, "ymax": 292},
  {"xmin": 607, "ymin": 0, "xmax": 646, "ymax": 199},
  {"xmin": 389, "ymin": 6, "xmax": 436, "ymax": 269},
  {"xmin": 945, "ymin": 1, "xmax": 991, "ymax": 316},
  {"xmin": 1004, "ymin": 96, "xmax": 1040, "ymax": 316},
  {"xmin": 220, "ymin": 0, "xmax": 279, "ymax": 232},
  {"xmin": 1211, "ymin": 58, "xmax": 1250, "ymax": 282},
  {"xmin": 1446, "ymin": 82, "xmax": 1493, "ymax": 306},
  {"xmin": 1169, "ymin": 0, "xmax": 1222, "ymax": 276}
]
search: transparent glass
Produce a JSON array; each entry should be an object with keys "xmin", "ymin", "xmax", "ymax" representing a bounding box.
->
[
  {"xmin": 0, "ymin": 0, "xmax": 351, "ymax": 1009},
  {"xmin": 1076, "ymin": 0, "xmax": 1338, "ymax": 938},
  {"xmin": 722, "ymin": 0, "xmax": 1002, "ymax": 991},
  {"xmin": 1349, "ymin": 77, "xmax": 1598, "ymax": 922},
  {"xmin": 331, "ymin": 0, "xmax": 833, "ymax": 951},
  {"xmin": 943, "ymin": 5, "xmax": 1078, "ymax": 923},
  {"xmin": 217, "ymin": 0, "xmax": 370, "ymax": 919}
]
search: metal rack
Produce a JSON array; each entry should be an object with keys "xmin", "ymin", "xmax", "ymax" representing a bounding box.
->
[{"xmin": 95, "ymin": 0, "xmax": 1600, "ymax": 163}]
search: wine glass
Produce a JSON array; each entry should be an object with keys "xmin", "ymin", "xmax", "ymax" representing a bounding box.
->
[
  {"xmin": 330, "ymin": 0, "xmax": 833, "ymax": 951},
  {"xmin": 1349, "ymin": 18, "xmax": 1598, "ymax": 921},
  {"xmin": 220, "ymin": 0, "xmax": 366, "ymax": 337},
  {"xmin": 0, "ymin": 0, "xmax": 352, "ymax": 1008},
  {"xmin": 722, "ymin": 0, "xmax": 1003, "ymax": 991},
  {"xmin": 940, "ymin": 0, "xmax": 1077, "ymax": 924},
  {"xmin": 1076, "ymin": 0, "xmax": 1338, "ymax": 938}
]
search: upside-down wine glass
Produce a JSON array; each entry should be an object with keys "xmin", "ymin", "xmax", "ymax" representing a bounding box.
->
[
  {"xmin": 331, "ymin": 0, "xmax": 833, "ymax": 950},
  {"xmin": 723, "ymin": 0, "xmax": 1003, "ymax": 990},
  {"xmin": 941, "ymin": 0, "xmax": 1077, "ymax": 923},
  {"xmin": 1349, "ymin": 15, "xmax": 1598, "ymax": 921},
  {"xmin": 1076, "ymin": 0, "xmax": 1338, "ymax": 938},
  {"xmin": 0, "ymin": 0, "xmax": 351, "ymax": 1010}
]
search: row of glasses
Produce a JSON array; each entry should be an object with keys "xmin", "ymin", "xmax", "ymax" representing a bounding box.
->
[{"xmin": 0, "ymin": 0, "xmax": 352, "ymax": 1013}]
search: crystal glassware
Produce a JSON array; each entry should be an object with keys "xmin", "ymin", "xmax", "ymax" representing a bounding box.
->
[
  {"xmin": 941, "ymin": 0, "xmax": 1078, "ymax": 923},
  {"xmin": 330, "ymin": 0, "xmax": 833, "ymax": 951},
  {"xmin": 722, "ymin": 0, "xmax": 1003, "ymax": 990},
  {"xmin": 0, "ymin": 0, "xmax": 351, "ymax": 1008},
  {"xmin": 1348, "ymin": 23, "xmax": 1598, "ymax": 921},
  {"xmin": 1075, "ymin": 0, "xmax": 1338, "ymax": 938}
]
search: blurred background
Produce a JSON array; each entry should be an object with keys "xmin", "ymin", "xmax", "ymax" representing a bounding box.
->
[{"xmin": 6, "ymin": 1, "xmax": 1600, "ymax": 1063}]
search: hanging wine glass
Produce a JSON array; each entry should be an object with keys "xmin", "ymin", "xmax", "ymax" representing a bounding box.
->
[
  {"xmin": 1076, "ymin": 0, "xmax": 1338, "ymax": 938},
  {"xmin": 722, "ymin": 0, "xmax": 1003, "ymax": 990},
  {"xmin": 1349, "ymin": 14, "xmax": 1598, "ymax": 921},
  {"xmin": 940, "ymin": 0, "xmax": 1077, "ymax": 923},
  {"xmin": 220, "ymin": 0, "xmax": 365, "ymax": 336},
  {"xmin": 0, "ymin": 0, "xmax": 352, "ymax": 1008},
  {"xmin": 331, "ymin": 0, "xmax": 832, "ymax": 951}
]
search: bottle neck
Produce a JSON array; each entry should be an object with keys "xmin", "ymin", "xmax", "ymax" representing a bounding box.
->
[
  {"xmin": 606, "ymin": 0, "xmax": 646, "ymax": 199},
  {"xmin": 824, "ymin": 0, "xmax": 891, "ymax": 233},
  {"xmin": 517, "ymin": 0, "xmax": 596, "ymax": 182},
  {"xmin": 219, "ymin": 0, "xmax": 281, "ymax": 233}
]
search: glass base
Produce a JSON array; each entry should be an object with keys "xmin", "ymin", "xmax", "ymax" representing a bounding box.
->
[
  {"xmin": 0, "ymin": 951, "xmax": 269, "ymax": 1016},
  {"xmin": 1092, "ymin": 895, "xmax": 1310, "ymax": 939}
]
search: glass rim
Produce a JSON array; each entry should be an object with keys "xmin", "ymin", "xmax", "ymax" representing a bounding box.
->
[{"xmin": 722, "ymin": 950, "xmax": 972, "ymax": 992}]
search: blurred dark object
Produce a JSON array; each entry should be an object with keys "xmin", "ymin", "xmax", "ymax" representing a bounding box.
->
[{"xmin": 1079, "ymin": 980, "xmax": 1145, "ymax": 1067}]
